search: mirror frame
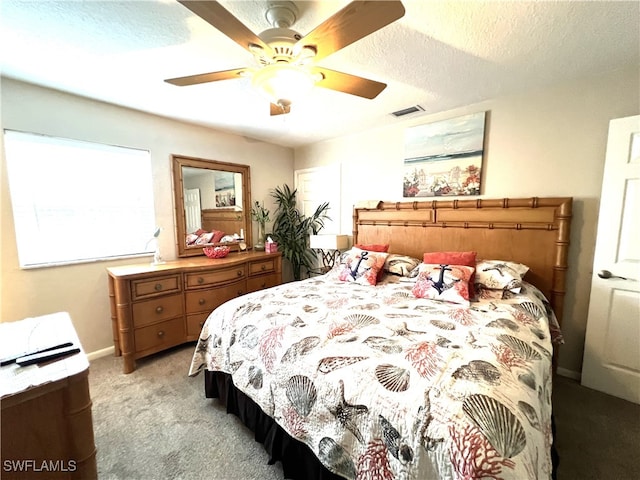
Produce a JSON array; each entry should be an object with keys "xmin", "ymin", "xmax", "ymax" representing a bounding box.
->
[{"xmin": 172, "ymin": 154, "xmax": 252, "ymax": 258}]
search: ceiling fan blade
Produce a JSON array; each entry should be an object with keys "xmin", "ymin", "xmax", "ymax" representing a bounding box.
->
[
  {"xmin": 312, "ymin": 67, "xmax": 386, "ymax": 99},
  {"xmin": 165, "ymin": 68, "xmax": 248, "ymax": 86},
  {"xmin": 295, "ymin": 1, "xmax": 405, "ymax": 62},
  {"xmin": 177, "ymin": 1, "xmax": 272, "ymax": 56},
  {"xmin": 270, "ymin": 103, "xmax": 291, "ymax": 116}
]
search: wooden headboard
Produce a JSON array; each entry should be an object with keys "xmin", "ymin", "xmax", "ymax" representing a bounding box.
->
[{"xmin": 353, "ymin": 197, "xmax": 572, "ymax": 325}]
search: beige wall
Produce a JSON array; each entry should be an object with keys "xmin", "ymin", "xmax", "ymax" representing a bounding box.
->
[
  {"xmin": 294, "ymin": 67, "xmax": 640, "ymax": 376},
  {"xmin": 0, "ymin": 78, "xmax": 294, "ymax": 354}
]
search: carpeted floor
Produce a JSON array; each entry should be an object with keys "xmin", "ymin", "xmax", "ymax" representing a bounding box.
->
[
  {"xmin": 89, "ymin": 344, "xmax": 640, "ymax": 480},
  {"xmin": 89, "ymin": 345, "xmax": 283, "ymax": 480},
  {"xmin": 552, "ymin": 372, "xmax": 640, "ymax": 479}
]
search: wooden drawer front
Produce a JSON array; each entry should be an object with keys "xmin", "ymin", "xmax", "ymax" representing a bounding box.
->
[
  {"xmin": 185, "ymin": 280, "xmax": 246, "ymax": 314},
  {"xmin": 134, "ymin": 317, "xmax": 184, "ymax": 353},
  {"xmin": 185, "ymin": 266, "xmax": 246, "ymax": 289},
  {"xmin": 187, "ymin": 312, "xmax": 209, "ymax": 337},
  {"xmin": 249, "ymin": 259, "xmax": 276, "ymax": 276},
  {"xmin": 132, "ymin": 293, "xmax": 183, "ymax": 328},
  {"xmin": 247, "ymin": 273, "xmax": 280, "ymax": 293},
  {"xmin": 132, "ymin": 275, "xmax": 180, "ymax": 299}
]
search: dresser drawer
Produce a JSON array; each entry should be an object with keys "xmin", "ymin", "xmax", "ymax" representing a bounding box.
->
[
  {"xmin": 186, "ymin": 312, "xmax": 209, "ymax": 338},
  {"xmin": 185, "ymin": 279, "xmax": 246, "ymax": 314},
  {"xmin": 132, "ymin": 293, "xmax": 183, "ymax": 328},
  {"xmin": 246, "ymin": 273, "xmax": 280, "ymax": 293},
  {"xmin": 134, "ymin": 317, "xmax": 184, "ymax": 354},
  {"xmin": 131, "ymin": 275, "xmax": 181, "ymax": 300},
  {"xmin": 185, "ymin": 266, "xmax": 246, "ymax": 289},
  {"xmin": 248, "ymin": 259, "xmax": 276, "ymax": 276}
]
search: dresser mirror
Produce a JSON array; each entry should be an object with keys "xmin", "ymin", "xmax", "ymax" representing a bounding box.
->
[{"xmin": 172, "ymin": 155, "xmax": 252, "ymax": 257}]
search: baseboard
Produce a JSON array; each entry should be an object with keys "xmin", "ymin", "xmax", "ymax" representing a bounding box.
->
[
  {"xmin": 556, "ymin": 367, "xmax": 581, "ymax": 380},
  {"xmin": 87, "ymin": 346, "xmax": 114, "ymax": 362}
]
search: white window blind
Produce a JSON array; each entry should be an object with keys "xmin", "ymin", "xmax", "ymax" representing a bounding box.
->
[{"xmin": 4, "ymin": 130, "xmax": 156, "ymax": 268}]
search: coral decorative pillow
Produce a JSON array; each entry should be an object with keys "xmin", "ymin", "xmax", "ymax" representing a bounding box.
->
[
  {"xmin": 337, "ymin": 247, "xmax": 389, "ymax": 286},
  {"xmin": 211, "ymin": 230, "xmax": 225, "ymax": 243},
  {"xmin": 423, "ymin": 251, "xmax": 477, "ymax": 296},
  {"xmin": 475, "ymin": 260, "xmax": 529, "ymax": 293},
  {"xmin": 354, "ymin": 243, "xmax": 389, "ymax": 253},
  {"xmin": 422, "ymin": 251, "xmax": 477, "ymax": 266},
  {"xmin": 412, "ymin": 263, "xmax": 475, "ymax": 306}
]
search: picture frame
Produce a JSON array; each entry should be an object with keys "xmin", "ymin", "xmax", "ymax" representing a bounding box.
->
[
  {"xmin": 214, "ymin": 171, "xmax": 236, "ymax": 207},
  {"xmin": 403, "ymin": 111, "xmax": 486, "ymax": 197}
]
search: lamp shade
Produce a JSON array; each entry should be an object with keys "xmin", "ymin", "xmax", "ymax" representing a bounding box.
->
[{"xmin": 309, "ymin": 234, "xmax": 349, "ymax": 250}]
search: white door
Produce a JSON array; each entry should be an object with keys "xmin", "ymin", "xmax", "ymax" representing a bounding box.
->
[
  {"xmin": 295, "ymin": 165, "xmax": 341, "ymax": 234},
  {"xmin": 184, "ymin": 188, "xmax": 202, "ymax": 234},
  {"xmin": 581, "ymin": 115, "xmax": 640, "ymax": 404}
]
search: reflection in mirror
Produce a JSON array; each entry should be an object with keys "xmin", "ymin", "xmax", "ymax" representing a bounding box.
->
[{"xmin": 173, "ymin": 155, "xmax": 252, "ymax": 258}]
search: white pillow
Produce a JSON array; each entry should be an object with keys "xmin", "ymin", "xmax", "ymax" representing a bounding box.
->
[{"xmin": 475, "ymin": 260, "xmax": 529, "ymax": 293}]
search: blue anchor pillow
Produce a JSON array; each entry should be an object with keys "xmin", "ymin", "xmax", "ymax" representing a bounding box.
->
[
  {"xmin": 337, "ymin": 247, "xmax": 389, "ymax": 286},
  {"xmin": 412, "ymin": 263, "xmax": 475, "ymax": 305}
]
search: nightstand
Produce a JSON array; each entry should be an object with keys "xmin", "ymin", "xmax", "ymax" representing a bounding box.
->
[{"xmin": 0, "ymin": 312, "xmax": 97, "ymax": 479}]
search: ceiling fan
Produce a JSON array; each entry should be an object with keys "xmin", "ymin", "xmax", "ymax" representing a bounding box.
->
[{"xmin": 165, "ymin": 1, "xmax": 405, "ymax": 115}]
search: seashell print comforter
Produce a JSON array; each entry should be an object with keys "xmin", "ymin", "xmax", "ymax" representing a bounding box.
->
[{"xmin": 189, "ymin": 275, "xmax": 561, "ymax": 480}]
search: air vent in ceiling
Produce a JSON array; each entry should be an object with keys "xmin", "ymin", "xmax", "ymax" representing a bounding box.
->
[{"xmin": 390, "ymin": 105, "xmax": 425, "ymax": 117}]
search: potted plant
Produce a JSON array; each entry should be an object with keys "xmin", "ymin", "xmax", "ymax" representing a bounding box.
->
[
  {"xmin": 270, "ymin": 184, "xmax": 330, "ymax": 281},
  {"xmin": 251, "ymin": 201, "xmax": 270, "ymax": 251}
]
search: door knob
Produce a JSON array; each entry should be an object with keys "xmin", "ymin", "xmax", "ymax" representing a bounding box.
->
[{"xmin": 597, "ymin": 269, "xmax": 627, "ymax": 280}]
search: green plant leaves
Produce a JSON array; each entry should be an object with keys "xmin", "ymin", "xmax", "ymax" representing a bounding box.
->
[{"xmin": 270, "ymin": 184, "xmax": 330, "ymax": 281}]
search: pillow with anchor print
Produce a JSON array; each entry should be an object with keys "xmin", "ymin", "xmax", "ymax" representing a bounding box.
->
[
  {"xmin": 337, "ymin": 247, "xmax": 389, "ymax": 286},
  {"xmin": 475, "ymin": 260, "xmax": 529, "ymax": 293},
  {"xmin": 412, "ymin": 263, "xmax": 475, "ymax": 305},
  {"xmin": 423, "ymin": 251, "xmax": 477, "ymax": 297}
]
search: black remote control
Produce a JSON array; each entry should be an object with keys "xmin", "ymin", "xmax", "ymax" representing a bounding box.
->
[
  {"xmin": 1, "ymin": 342, "xmax": 74, "ymax": 366},
  {"xmin": 16, "ymin": 346, "xmax": 81, "ymax": 366}
]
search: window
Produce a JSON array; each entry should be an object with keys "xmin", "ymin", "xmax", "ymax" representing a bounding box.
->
[{"xmin": 4, "ymin": 130, "xmax": 156, "ymax": 268}]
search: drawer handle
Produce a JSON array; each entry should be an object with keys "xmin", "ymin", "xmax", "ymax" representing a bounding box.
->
[
  {"xmin": 154, "ymin": 283, "xmax": 163, "ymax": 291},
  {"xmin": 155, "ymin": 306, "xmax": 164, "ymax": 314},
  {"xmin": 198, "ymin": 298, "xmax": 206, "ymax": 306},
  {"xmin": 261, "ymin": 282, "xmax": 266, "ymax": 288},
  {"xmin": 261, "ymin": 265, "xmax": 266, "ymax": 271},
  {"xmin": 198, "ymin": 277, "xmax": 204, "ymax": 284},
  {"xmin": 199, "ymin": 321, "xmax": 204, "ymax": 328},
  {"xmin": 237, "ymin": 290, "xmax": 243, "ymax": 296},
  {"xmin": 237, "ymin": 270, "xmax": 243, "ymax": 277},
  {"xmin": 157, "ymin": 330, "xmax": 165, "ymax": 338}
]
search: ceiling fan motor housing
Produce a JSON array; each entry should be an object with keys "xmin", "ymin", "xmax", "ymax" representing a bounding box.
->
[{"xmin": 258, "ymin": 28, "xmax": 302, "ymax": 64}]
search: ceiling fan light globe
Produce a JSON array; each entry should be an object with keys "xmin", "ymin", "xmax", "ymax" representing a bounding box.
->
[{"xmin": 251, "ymin": 64, "xmax": 316, "ymax": 106}]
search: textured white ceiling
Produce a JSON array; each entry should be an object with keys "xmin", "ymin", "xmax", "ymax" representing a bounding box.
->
[{"xmin": 1, "ymin": 0, "xmax": 638, "ymax": 148}]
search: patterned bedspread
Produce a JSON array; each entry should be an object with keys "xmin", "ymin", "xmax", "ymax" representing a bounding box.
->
[{"xmin": 189, "ymin": 274, "xmax": 558, "ymax": 480}]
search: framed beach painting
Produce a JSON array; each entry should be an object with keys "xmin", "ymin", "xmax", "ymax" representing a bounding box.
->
[
  {"xmin": 214, "ymin": 170, "xmax": 236, "ymax": 207},
  {"xmin": 403, "ymin": 112, "xmax": 486, "ymax": 197}
]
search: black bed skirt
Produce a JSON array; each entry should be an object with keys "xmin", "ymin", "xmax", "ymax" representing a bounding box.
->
[
  {"xmin": 204, "ymin": 370, "xmax": 559, "ymax": 480},
  {"xmin": 204, "ymin": 370, "xmax": 344, "ymax": 480}
]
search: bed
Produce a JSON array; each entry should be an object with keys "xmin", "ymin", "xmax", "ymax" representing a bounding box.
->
[{"xmin": 189, "ymin": 197, "xmax": 572, "ymax": 480}]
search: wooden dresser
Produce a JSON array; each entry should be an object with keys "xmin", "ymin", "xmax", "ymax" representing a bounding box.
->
[
  {"xmin": 1, "ymin": 312, "xmax": 97, "ymax": 480},
  {"xmin": 107, "ymin": 251, "xmax": 282, "ymax": 373}
]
